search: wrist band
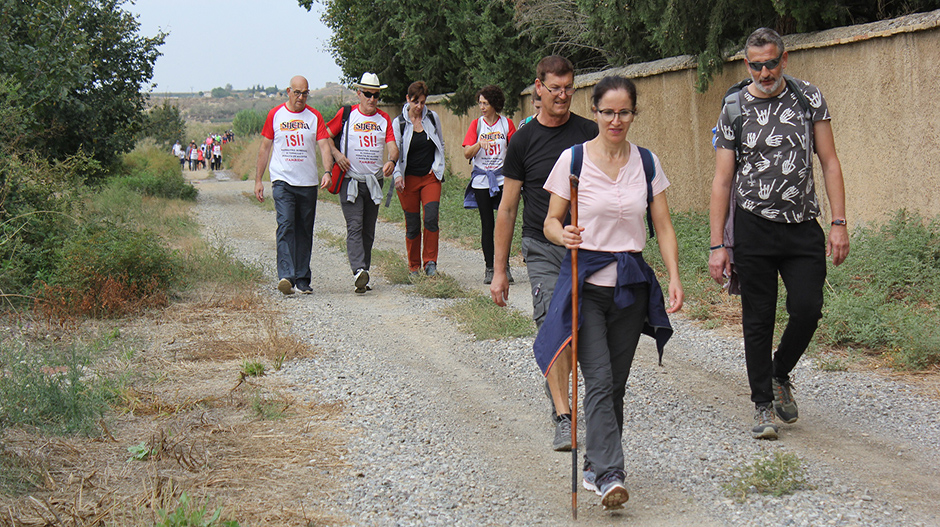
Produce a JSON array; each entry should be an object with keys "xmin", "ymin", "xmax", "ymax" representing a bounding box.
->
[
  {"xmin": 709, "ymin": 244, "xmax": 725, "ymax": 251},
  {"xmin": 831, "ymin": 219, "xmax": 847, "ymax": 226}
]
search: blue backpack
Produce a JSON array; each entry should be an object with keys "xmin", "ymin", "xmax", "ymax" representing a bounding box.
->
[{"xmin": 569, "ymin": 143, "xmax": 657, "ymax": 238}]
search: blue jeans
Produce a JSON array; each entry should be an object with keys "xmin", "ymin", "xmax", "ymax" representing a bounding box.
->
[
  {"xmin": 734, "ymin": 208, "xmax": 826, "ymax": 405},
  {"xmin": 272, "ymin": 180, "xmax": 318, "ymax": 289}
]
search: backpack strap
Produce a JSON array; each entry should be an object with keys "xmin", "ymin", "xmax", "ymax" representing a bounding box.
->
[
  {"xmin": 637, "ymin": 146, "xmax": 656, "ymax": 239},
  {"xmin": 569, "ymin": 143, "xmax": 583, "ymax": 179},
  {"xmin": 341, "ymin": 105, "xmax": 351, "ymax": 155}
]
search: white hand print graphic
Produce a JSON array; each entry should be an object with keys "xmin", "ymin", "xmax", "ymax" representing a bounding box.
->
[
  {"xmin": 779, "ymin": 108, "xmax": 796, "ymax": 126},
  {"xmin": 758, "ymin": 179, "xmax": 776, "ymax": 200},
  {"xmin": 761, "ymin": 208, "xmax": 781, "ymax": 219},
  {"xmin": 741, "ymin": 199, "xmax": 757, "ymax": 211},
  {"xmin": 781, "ymin": 152, "xmax": 797, "ymax": 175},
  {"xmin": 755, "ymin": 153, "xmax": 771, "ymax": 172},
  {"xmin": 744, "ymin": 130, "xmax": 762, "ymax": 149},
  {"xmin": 807, "ymin": 90, "xmax": 822, "ymax": 108},
  {"xmin": 721, "ymin": 123, "xmax": 734, "ymax": 140},
  {"xmin": 765, "ymin": 127, "xmax": 783, "ymax": 147},
  {"xmin": 741, "ymin": 160, "xmax": 753, "ymax": 176},
  {"xmin": 793, "ymin": 211, "xmax": 804, "ymax": 222},
  {"xmin": 756, "ymin": 107, "xmax": 771, "ymax": 125},
  {"xmin": 781, "ymin": 186, "xmax": 799, "ymax": 204}
]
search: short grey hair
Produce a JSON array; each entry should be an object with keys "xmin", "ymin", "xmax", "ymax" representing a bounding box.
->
[{"xmin": 745, "ymin": 27, "xmax": 785, "ymax": 59}]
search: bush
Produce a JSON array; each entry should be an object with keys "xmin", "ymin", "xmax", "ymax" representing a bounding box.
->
[
  {"xmin": 38, "ymin": 221, "xmax": 182, "ymax": 318},
  {"xmin": 113, "ymin": 144, "xmax": 197, "ymax": 201},
  {"xmin": 232, "ymin": 109, "xmax": 265, "ymax": 137}
]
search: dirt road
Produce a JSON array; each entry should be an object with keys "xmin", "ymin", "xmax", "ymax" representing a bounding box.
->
[{"xmin": 194, "ymin": 174, "xmax": 940, "ymax": 526}]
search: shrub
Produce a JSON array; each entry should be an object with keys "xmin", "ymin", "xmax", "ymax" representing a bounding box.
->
[
  {"xmin": 725, "ymin": 451, "xmax": 811, "ymax": 500},
  {"xmin": 113, "ymin": 144, "xmax": 197, "ymax": 201},
  {"xmin": 232, "ymin": 109, "xmax": 265, "ymax": 137},
  {"xmin": 38, "ymin": 221, "xmax": 182, "ymax": 318}
]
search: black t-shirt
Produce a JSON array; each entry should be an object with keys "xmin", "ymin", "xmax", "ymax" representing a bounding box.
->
[
  {"xmin": 503, "ymin": 113, "xmax": 598, "ymax": 243},
  {"xmin": 405, "ymin": 130, "xmax": 435, "ymax": 176}
]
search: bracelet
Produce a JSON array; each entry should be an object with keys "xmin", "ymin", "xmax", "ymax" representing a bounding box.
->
[
  {"xmin": 831, "ymin": 219, "xmax": 847, "ymax": 226},
  {"xmin": 709, "ymin": 244, "xmax": 725, "ymax": 251}
]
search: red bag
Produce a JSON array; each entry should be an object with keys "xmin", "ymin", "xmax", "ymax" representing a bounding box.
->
[{"xmin": 327, "ymin": 164, "xmax": 345, "ymax": 194}]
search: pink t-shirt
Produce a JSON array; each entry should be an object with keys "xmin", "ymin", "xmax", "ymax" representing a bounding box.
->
[
  {"xmin": 262, "ymin": 103, "xmax": 329, "ymax": 186},
  {"xmin": 544, "ymin": 141, "xmax": 669, "ymax": 286}
]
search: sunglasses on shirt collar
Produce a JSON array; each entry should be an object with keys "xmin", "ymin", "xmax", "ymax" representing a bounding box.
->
[{"xmin": 747, "ymin": 53, "xmax": 783, "ymax": 72}]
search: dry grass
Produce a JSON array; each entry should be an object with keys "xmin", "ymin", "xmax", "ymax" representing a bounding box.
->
[{"xmin": 0, "ymin": 286, "xmax": 350, "ymax": 526}]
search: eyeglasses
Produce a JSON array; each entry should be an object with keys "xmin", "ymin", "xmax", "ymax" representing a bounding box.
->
[
  {"xmin": 596, "ymin": 109, "xmax": 636, "ymax": 121},
  {"xmin": 543, "ymin": 84, "xmax": 575, "ymax": 97},
  {"xmin": 292, "ymin": 89, "xmax": 310, "ymax": 96},
  {"xmin": 747, "ymin": 53, "xmax": 783, "ymax": 72},
  {"xmin": 361, "ymin": 90, "xmax": 380, "ymax": 99}
]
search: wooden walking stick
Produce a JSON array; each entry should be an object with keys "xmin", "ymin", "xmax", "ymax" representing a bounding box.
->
[{"xmin": 569, "ymin": 173, "xmax": 580, "ymax": 520}]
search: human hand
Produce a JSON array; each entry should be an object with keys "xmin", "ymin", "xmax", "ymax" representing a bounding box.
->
[
  {"xmin": 561, "ymin": 225, "xmax": 584, "ymax": 250},
  {"xmin": 394, "ymin": 176, "xmax": 405, "ymax": 191},
  {"xmin": 827, "ymin": 225, "xmax": 849, "ymax": 266},
  {"xmin": 666, "ymin": 279, "xmax": 684, "ymax": 314},
  {"xmin": 335, "ymin": 152, "xmax": 351, "ymax": 171},
  {"xmin": 708, "ymin": 248, "xmax": 731, "ymax": 284},
  {"xmin": 254, "ymin": 180, "xmax": 264, "ymax": 202},
  {"xmin": 320, "ymin": 173, "xmax": 332, "ymax": 190},
  {"xmin": 490, "ymin": 272, "xmax": 510, "ymax": 306}
]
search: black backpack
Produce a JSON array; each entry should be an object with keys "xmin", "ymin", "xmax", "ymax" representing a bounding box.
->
[{"xmin": 332, "ymin": 105, "xmax": 352, "ymax": 153}]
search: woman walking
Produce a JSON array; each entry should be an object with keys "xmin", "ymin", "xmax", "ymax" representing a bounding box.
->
[
  {"xmin": 392, "ymin": 81, "xmax": 445, "ymax": 276},
  {"xmin": 462, "ymin": 85, "xmax": 516, "ymax": 284},
  {"xmin": 534, "ymin": 76, "xmax": 683, "ymax": 509}
]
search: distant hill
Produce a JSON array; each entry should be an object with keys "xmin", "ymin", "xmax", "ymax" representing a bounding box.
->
[{"xmin": 148, "ymin": 82, "xmax": 357, "ymax": 123}]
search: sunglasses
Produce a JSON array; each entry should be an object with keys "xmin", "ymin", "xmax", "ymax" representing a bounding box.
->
[
  {"xmin": 362, "ymin": 90, "xmax": 380, "ymax": 99},
  {"xmin": 747, "ymin": 53, "xmax": 783, "ymax": 72}
]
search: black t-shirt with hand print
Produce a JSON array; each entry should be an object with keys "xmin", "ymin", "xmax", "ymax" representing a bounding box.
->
[{"xmin": 714, "ymin": 78, "xmax": 831, "ymax": 224}]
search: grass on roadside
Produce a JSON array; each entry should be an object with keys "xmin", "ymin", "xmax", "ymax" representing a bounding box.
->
[
  {"xmin": 725, "ymin": 451, "xmax": 812, "ymax": 500},
  {"xmin": 442, "ymin": 293, "xmax": 535, "ymax": 340}
]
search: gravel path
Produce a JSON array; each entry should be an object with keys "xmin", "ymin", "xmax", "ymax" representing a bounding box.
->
[{"xmin": 194, "ymin": 177, "xmax": 940, "ymax": 527}]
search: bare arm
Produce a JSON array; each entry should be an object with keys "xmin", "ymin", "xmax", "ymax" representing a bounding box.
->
[
  {"xmin": 814, "ymin": 120, "xmax": 849, "ymax": 266},
  {"xmin": 708, "ymin": 147, "xmax": 736, "ymax": 283},
  {"xmin": 383, "ymin": 140, "xmax": 399, "ymax": 178},
  {"xmin": 327, "ymin": 127, "xmax": 350, "ymax": 172},
  {"xmin": 254, "ymin": 136, "xmax": 274, "ymax": 202},
  {"xmin": 317, "ymin": 138, "xmax": 335, "ymax": 189},
  {"xmin": 543, "ymin": 193, "xmax": 579, "ymax": 249},
  {"xmin": 650, "ymin": 191, "xmax": 683, "ymax": 313},
  {"xmin": 490, "ymin": 178, "xmax": 522, "ymax": 306}
]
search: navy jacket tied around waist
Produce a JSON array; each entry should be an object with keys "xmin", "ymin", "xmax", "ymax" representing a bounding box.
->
[{"xmin": 532, "ymin": 249, "xmax": 674, "ymax": 375}]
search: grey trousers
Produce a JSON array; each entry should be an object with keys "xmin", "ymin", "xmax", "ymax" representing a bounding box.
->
[
  {"xmin": 340, "ymin": 178, "xmax": 381, "ymax": 273},
  {"xmin": 579, "ymin": 282, "xmax": 648, "ymax": 481}
]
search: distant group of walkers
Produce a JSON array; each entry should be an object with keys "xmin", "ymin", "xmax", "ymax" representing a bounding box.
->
[
  {"xmin": 171, "ymin": 130, "xmax": 234, "ymax": 171},
  {"xmin": 252, "ymin": 26, "xmax": 849, "ymax": 512}
]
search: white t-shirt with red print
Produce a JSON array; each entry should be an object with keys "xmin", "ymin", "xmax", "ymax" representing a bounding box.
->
[
  {"xmin": 462, "ymin": 115, "xmax": 516, "ymax": 189},
  {"xmin": 327, "ymin": 105, "xmax": 395, "ymax": 177},
  {"xmin": 261, "ymin": 103, "xmax": 329, "ymax": 187}
]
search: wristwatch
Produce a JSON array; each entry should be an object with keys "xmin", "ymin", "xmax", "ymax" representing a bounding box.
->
[{"xmin": 831, "ymin": 219, "xmax": 847, "ymax": 226}]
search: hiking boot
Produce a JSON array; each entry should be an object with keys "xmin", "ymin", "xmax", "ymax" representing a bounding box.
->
[
  {"xmin": 751, "ymin": 404, "xmax": 779, "ymax": 440},
  {"xmin": 597, "ymin": 470, "xmax": 629, "ymax": 509},
  {"xmin": 425, "ymin": 261, "xmax": 437, "ymax": 276},
  {"xmin": 506, "ymin": 266, "xmax": 515, "ymax": 284},
  {"xmin": 543, "ymin": 379, "xmax": 558, "ymax": 422},
  {"xmin": 483, "ymin": 267, "xmax": 494, "ymax": 285},
  {"xmin": 772, "ymin": 377, "xmax": 799, "ymax": 424},
  {"xmin": 583, "ymin": 462, "xmax": 600, "ymax": 495},
  {"xmin": 277, "ymin": 278, "xmax": 295, "ymax": 295},
  {"xmin": 553, "ymin": 414, "xmax": 572, "ymax": 451},
  {"xmin": 354, "ymin": 269, "xmax": 370, "ymax": 294}
]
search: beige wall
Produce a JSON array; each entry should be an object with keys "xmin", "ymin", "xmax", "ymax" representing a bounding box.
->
[{"xmin": 382, "ymin": 13, "xmax": 940, "ymax": 224}]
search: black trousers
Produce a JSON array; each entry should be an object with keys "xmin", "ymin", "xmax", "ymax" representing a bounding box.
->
[
  {"xmin": 472, "ymin": 186, "xmax": 502, "ymax": 268},
  {"xmin": 734, "ymin": 208, "xmax": 826, "ymax": 406}
]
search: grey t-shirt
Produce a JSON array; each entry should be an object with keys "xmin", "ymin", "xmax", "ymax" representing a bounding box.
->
[{"xmin": 715, "ymin": 79, "xmax": 831, "ymax": 223}]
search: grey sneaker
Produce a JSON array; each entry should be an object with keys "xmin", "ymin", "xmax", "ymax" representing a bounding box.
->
[
  {"xmin": 772, "ymin": 377, "xmax": 799, "ymax": 424},
  {"xmin": 277, "ymin": 278, "xmax": 294, "ymax": 295},
  {"xmin": 583, "ymin": 462, "xmax": 600, "ymax": 495},
  {"xmin": 354, "ymin": 269, "xmax": 370, "ymax": 294},
  {"xmin": 597, "ymin": 470, "xmax": 629, "ymax": 509},
  {"xmin": 751, "ymin": 404, "xmax": 779, "ymax": 440},
  {"xmin": 553, "ymin": 414, "xmax": 572, "ymax": 451},
  {"xmin": 506, "ymin": 266, "xmax": 515, "ymax": 284},
  {"xmin": 425, "ymin": 261, "xmax": 437, "ymax": 276},
  {"xmin": 483, "ymin": 267, "xmax": 494, "ymax": 285}
]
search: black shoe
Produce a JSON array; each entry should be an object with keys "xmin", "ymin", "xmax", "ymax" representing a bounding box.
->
[
  {"xmin": 425, "ymin": 261, "xmax": 437, "ymax": 276},
  {"xmin": 483, "ymin": 267, "xmax": 494, "ymax": 285}
]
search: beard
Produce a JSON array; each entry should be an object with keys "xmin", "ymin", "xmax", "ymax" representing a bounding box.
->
[{"xmin": 753, "ymin": 75, "xmax": 784, "ymax": 96}]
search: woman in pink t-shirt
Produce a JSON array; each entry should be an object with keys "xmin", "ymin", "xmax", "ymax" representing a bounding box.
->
[{"xmin": 541, "ymin": 75, "xmax": 683, "ymax": 509}]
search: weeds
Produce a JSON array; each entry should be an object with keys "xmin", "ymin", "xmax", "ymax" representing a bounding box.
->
[
  {"xmin": 115, "ymin": 143, "xmax": 198, "ymax": 201},
  {"xmin": 0, "ymin": 444, "xmax": 43, "ymax": 495},
  {"xmin": 442, "ymin": 293, "xmax": 535, "ymax": 340},
  {"xmin": 157, "ymin": 492, "xmax": 240, "ymax": 527},
  {"xmin": 372, "ymin": 249, "xmax": 412, "ymax": 284},
  {"xmin": 240, "ymin": 360, "xmax": 266, "ymax": 378},
  {"xmin": 128, "ymin": 442, "xmax": 156, "ymax": 461},
  {"xmin": 318, "ymin": 230, "xmax": 347, "ymax": 252},
  {"xmin": 250, "ymin": 393, "xmax": 287, "ymax": 421},
  {"xmin": 726, "ymin": 451, "xmax": 811, "ymax": 500},
  {"xmin": 412, "ymin": 272, "xmax": 467, "ymax": 299}
]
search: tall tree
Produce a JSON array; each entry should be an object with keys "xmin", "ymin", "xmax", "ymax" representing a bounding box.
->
[{"xmin": 0, "ymin": 0, "xmax": 165, "ymax": 169}]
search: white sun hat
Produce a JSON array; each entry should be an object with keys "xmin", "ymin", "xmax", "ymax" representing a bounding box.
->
[{"xmin": 351, "ymin": 72, "xmax": 388, "ymax": 91}]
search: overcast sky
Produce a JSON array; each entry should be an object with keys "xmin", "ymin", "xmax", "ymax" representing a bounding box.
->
[{"xmin": 126, "ymin": 0, "xmax": 343, "ymax": 93}]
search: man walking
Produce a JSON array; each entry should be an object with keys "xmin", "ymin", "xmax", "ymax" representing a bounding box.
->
[
  {"xmin": 255, "ymin": 75, "xmax": 334, "ymax": 295},
  {"xmin": 709, "ymin": 28, "xmax": 849, "ymax": 440},
  {"xmin": 490, "ymin": 55, "xmax": 597, "ymax": 451}
]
